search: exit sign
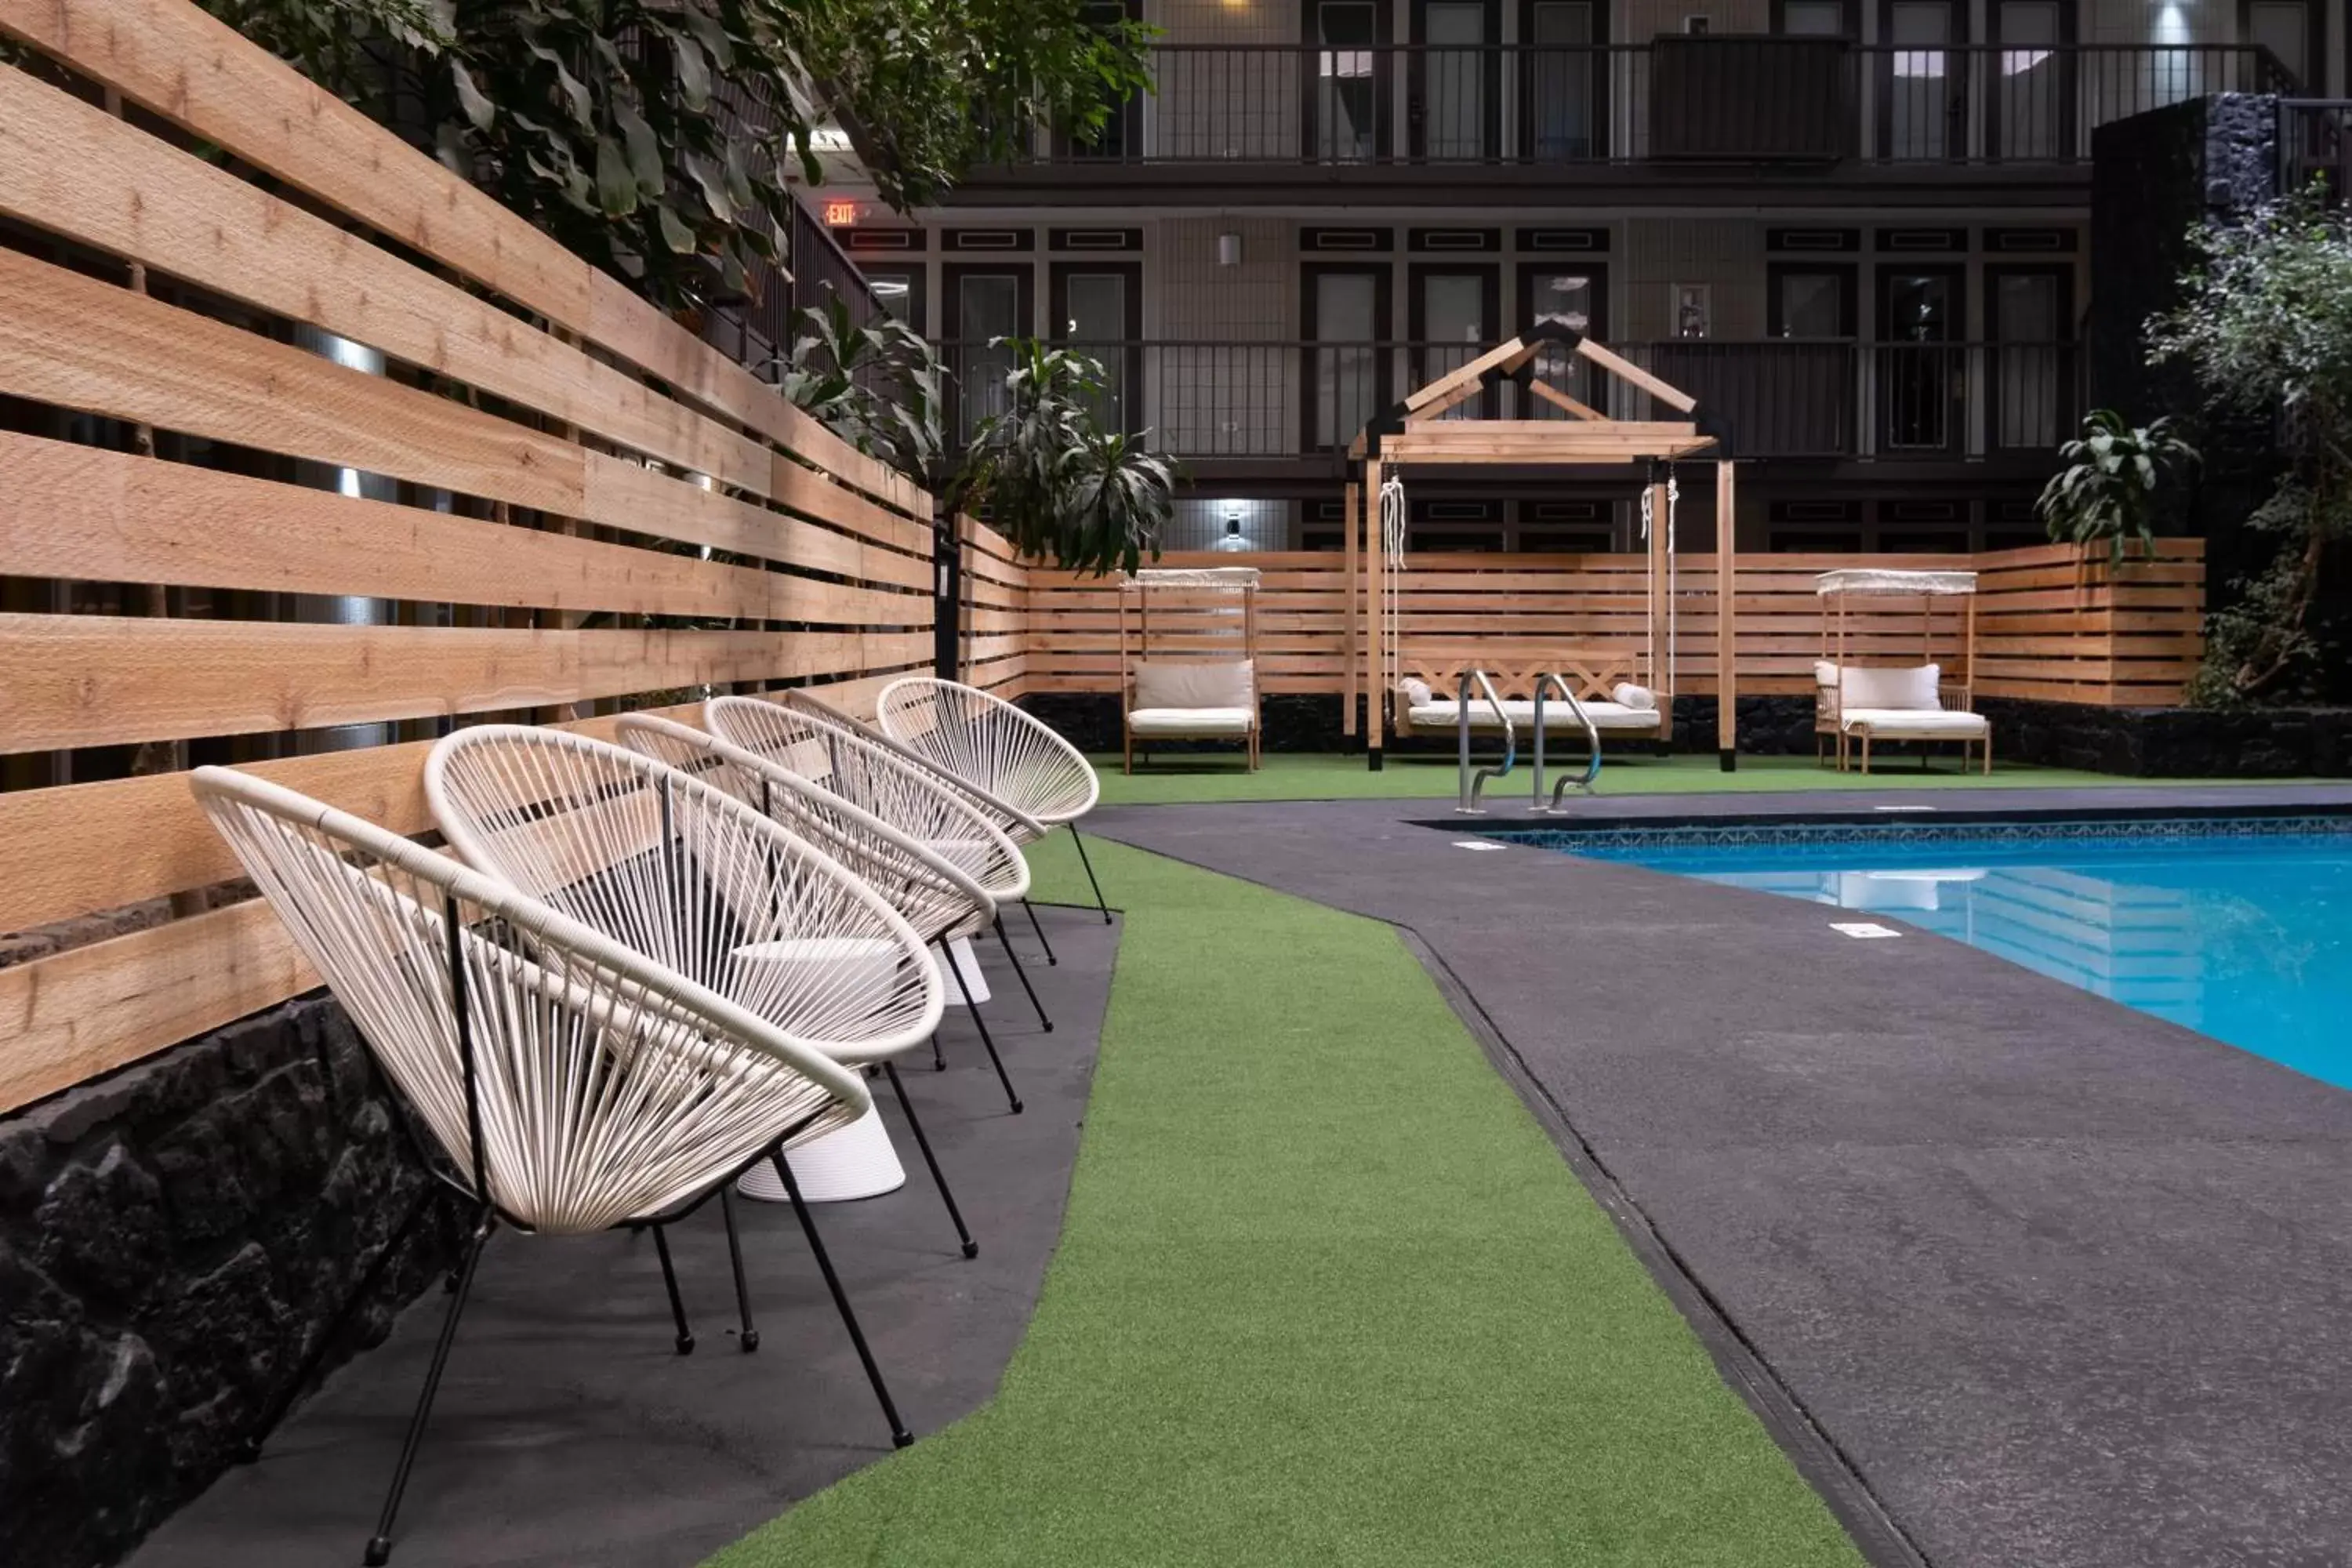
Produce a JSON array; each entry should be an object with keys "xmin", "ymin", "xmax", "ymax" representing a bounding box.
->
[{"xmin": 822, "ymin": 201, "xmax": 862, "ymax": 227}]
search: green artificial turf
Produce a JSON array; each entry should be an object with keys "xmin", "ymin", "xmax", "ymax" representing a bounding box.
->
[
  {"xmin": 707, "ymin": 834, "xmax": 1866, "ymax": 1568},
  {"xmin": 1089, "ymin": 749, "xmax": 2272, "ymax": 807}
]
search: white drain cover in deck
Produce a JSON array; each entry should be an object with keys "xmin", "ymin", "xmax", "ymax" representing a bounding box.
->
[{"xmin": 1830, "ymin": 922, "xmax": 1904, "ymax": 939}]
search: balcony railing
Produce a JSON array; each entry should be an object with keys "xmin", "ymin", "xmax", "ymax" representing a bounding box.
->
[
  {"xmin": 993, "ymin": 40, "xmax": 2292, "ymax": 170},
  {"xmin": 2281, "ymin": 99, "xmax": 2352, "ymax": 198},
  {"xmin": 941, "ymin": 339, "xmax": 2081, "ymax": 462}
]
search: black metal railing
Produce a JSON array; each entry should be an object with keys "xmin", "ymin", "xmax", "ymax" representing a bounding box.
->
[
  {"xmin": 987, "ymin": 40, "xmax": 2292, "ymax": 169},
  {"xmin": 939, "ymin": 338, "xmax": 2080, "ymax": 462},
  {"xmin": 2280, "ymin": 100, "xmax": 2352, "ymax": 198}
]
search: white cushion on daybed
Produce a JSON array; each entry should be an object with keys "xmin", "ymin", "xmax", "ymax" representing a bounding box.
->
[
  {"xmin": 1406, "ymin": 699, "xmax": 1662, "ymax": 731},
  {"xmin": 1128, "ymin": 706, "xmax": 1254, "ymax": 737},
  {"xmin": 1132, "ymin": 659, "xmax": 1254, "ymax": 710},
  {"xmin": 1838, "ymin": 706, "xmax": 1987, "ymax": 737}
]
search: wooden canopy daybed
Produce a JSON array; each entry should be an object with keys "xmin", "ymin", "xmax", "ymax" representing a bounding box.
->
[
  {"xmin": 1345, "ymin": 327, "xmax": 1740, "ymax": 771},
  {"xmin": 1118, "ymin": 565, "xmax": 1261, "ymax": 773},
  {"xmin": 1816, "ymin": 567, "xmax": 1991, "ymax": 774}
]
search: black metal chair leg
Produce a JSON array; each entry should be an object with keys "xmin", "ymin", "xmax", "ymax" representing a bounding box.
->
[
  {"xmin": 365, "ymin": 1212, "xmax": 492, "ymax": 1566},
  {"xmin": 770, "ymin": 1148, "xmax": 913, "ymax": 1449},
  {"xmin": 884, "ymin": 1062, "xmax": 978, "ymax": 1259},
  {"xmin": 1069, "ymin": 825, "xmax": 1112, "ymax": 924},
  {"xmin": 931, "ymin": 1029, "xmax": 946, "ymax": 1071},
  {"xmin": 938, "ymin": 936, "xmax": 1022, "ymax": 1115},
  {"xmin": 993, "ymin": 914, "xmax": 1054, "ymax": 1033},
  {"xmin": 1020, "ymin": 896, "xmax": 1059, "ymax": 967},
  {"xmin": 651, "ymin": 1222, "xmax": 695, "ymax": 1356},
  {"xmin": 719, "ymin": 1185, "xmax": 760, "ymax": 1352}
]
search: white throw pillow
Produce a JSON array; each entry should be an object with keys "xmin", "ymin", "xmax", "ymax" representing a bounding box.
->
[
  {"xmin": 1611, "ymin": 682, "xmax": 1657, "ymax": 712},
  {"xmin": 1132, "ymin": 659, "xmax": 1254, "ymax": 710},
  {"xmin": 1813, "ymin": 659, "xmax": 1840, "ymax": 689},
  {"xmin": 1402, "ymin": 677, "xmax": 1434, "ymax": 706},
  {"xmin": 1838, "ymin": 663, "xmax": 1941, "ymax": 711}
]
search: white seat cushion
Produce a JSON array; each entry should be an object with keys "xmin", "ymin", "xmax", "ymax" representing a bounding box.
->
[
  {"xmin": 1127, "ymin": 706, "xmax": 1254, "ymax": 737},
  {"xmin": 1407, "ymin": 699, "xmax": 1661, "ymax": 732},
  {"xmin": 1838, "ymin": 707, "xmax": 1988, "ymax": 737}
]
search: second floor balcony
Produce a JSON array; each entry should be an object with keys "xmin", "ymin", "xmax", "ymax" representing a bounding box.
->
[
  {"xmin": 959, "ymin": 39, "xmax": 2292, "ymax": 201},
  {"xmin": 942, "ymin": 337, "xmax": 2082, "ymax": 468}
]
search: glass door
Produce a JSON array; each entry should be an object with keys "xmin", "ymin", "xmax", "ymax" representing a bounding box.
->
[
  {"xmin": 1052, "ymin": 263, "xmax": 1140, "ymax": 434},
  {"xmin": 1517, "ymin": 262, "xmax": 1603, "ymax": 416},
  {"xmin": 1415, "ymin": 0, "xmax": 1497, "ymax": 160},
  {"xmin": 1877, "ymin": 263, "xmax": 1963, "ymax": 452},
  {"xmin": 1882, "ymin": 0, "xmax": 1965, "ymax": 161},
  {"xmin": 1991, "ymin": 0, "xmax": 2069, "ymax": 161},
  {"xmin": 1523, "ymin": 0, "xmax": 1602, "ymax": 161},
  {"xmin": 1987, "ymin": 265, "xmax": 2071, "ymax": 451},
  {"xmin": 1410, "ymin": 266, "xmax": 1499, "ymax": 418},
  {"xmin": 1766, "ymin": 263, "xmax": 1857, "ymax": 456},
  {"xmin": 1305, "ymin": 266, "xmax": 1390, "ymax": 450},
  {"xmin": 2245, "ymin": 0, "xmax": 2316, "ymax": 90},
  {"xmin": 1309, "ymin": 1, "xmax": 1387, "ymax": 162},
  {"xmin": 946, "ymin": 267, "xmax": 1032, "ymax": 443}
]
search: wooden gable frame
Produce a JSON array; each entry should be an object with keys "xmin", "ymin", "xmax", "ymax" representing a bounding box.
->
[{"xmin": 1349, "ymin": 327, "xmax": 1741, "ymax": 773}]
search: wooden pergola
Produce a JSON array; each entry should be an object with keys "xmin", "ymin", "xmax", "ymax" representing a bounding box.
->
[{"xmin": 1345, "ymin": 327, "xmax": 1740, "ymax": 771}]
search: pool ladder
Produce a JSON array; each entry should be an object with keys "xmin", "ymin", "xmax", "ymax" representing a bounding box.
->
[
  {"xmin": 1530, "ymin": 671, "xmax": 1602, "ymax": 811},
  {"xmin": 1454, "ymin": 670, "xmax": 1603, "ymax": 813},
  {"xmin": 1454, "ymin": 670, "xmax": 1514, "ymax": 814}
]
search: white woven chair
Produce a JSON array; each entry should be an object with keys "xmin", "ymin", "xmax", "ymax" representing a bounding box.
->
[
  {"xmin": 877, "ymin": 677, "xmax": 1112, "ymax": 927},
  {"xmin": 697, "ymin": 695, "xmax": 1053, "ymax": 1032},
  {"xmin": 619, "ymin": 712, "xmax": 1033, "ymax": 1118},
  {"xmin": 422, "ymin": 725, "xmax": 975, "ymax": 1270},
  {"xmin": 754, "ymin": 686, "xmax": 1076, "ymax": 964},
  {"xmin": 190, "ymin": 767, "xmax": 877, "ymax": 1566}
]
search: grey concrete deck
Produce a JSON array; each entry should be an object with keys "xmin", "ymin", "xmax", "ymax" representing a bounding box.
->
[
  {"xmin": 125, "ymin": 907, "xmax": 1116, "ymax": 1568},
  {"xmin": 1089, "ymin": 790, "xmax": 2352, "ymax": 1568}
]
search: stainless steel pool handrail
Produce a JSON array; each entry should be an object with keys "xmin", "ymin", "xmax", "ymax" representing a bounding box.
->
[
  {"xmin": 1457, "ymin": 670, "xmax": 1515, "ymax": 814},
  {"xmin": 1531, "ymin": 671, "xmax": 1602, "ymax": 811}
]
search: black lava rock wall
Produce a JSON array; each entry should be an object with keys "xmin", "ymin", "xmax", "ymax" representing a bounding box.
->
[{"xmin": 0, "ymin": 996, "xmax": 459, "ymax": 1568}]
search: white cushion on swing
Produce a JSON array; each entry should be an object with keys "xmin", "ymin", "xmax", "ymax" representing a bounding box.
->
[
  {"xmin": 1612, "ymin": 683, "xmax": 1657, "ymax": 711},
  {"xmin": 1406, "ymin": 699, "xmax": 1662, "ymax": 731}
]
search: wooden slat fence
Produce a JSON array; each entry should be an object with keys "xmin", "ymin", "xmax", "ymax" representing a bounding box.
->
[
  {"xmin": 1025, "ymin": 542, "xmax": 2205, "ymax": 706},
  {"xmin": 0, "ymin": 0, "xmax": 1007, "ymax": 1113}
]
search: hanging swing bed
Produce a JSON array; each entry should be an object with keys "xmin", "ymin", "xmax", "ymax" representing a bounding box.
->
[{"xmin": 1348, "ymin": 326, "xmax": 1742, "ymax": 774}]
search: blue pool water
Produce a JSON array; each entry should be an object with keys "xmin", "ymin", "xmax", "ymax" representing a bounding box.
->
[{"xmin": 1514, "ymin": 817, "xmax": 2352, "ymax": 1089}]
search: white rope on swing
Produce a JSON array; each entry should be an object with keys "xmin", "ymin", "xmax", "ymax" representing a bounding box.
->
[
  {"xmin": 1666, "ymin": 466, "xmax": 1679, "ymax": 700},
  {"xmin": 1380, "ymin": 472, "xmax": 1406, "ymax": 699}
]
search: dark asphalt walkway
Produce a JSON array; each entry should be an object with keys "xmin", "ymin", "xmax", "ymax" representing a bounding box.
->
[{"xmin": 1091, "ymin": 789, "xmax": 2352, "ymax": 1568}]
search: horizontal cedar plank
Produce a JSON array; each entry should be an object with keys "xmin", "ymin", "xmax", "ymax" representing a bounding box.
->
[
  {"xmin": 0, "ymin": 433, "xmax": 927, "ymax": 622},
  {"xmin": 0, "ymin": 0, "xmax": 586, "ymax": 347},
  {"xmin": 0, "ymin": 898, "xmax": 317, "ymax": 1115},
  {"xmin": 0, "ymin": 0, "xmax": 922, "ymax": 516},
  {"xmin": 0, "ymin": 68, "xmax": 775, "ymax": 494},
  {"xmin": 766, "ymin": 453, "xmax": 930, "ymax": 557},
  {"xmin": 0, "ymin": 673, "xmax": 946, "ymax": 932},
  {"xmin": 0, "ymin": 245, "xmax": 927, "ymax": 572},
  {"xmin": 0, "ymin": 245, "xmax": 583, "ymax": 514},
  {"xmin": 0, "ymin": 614, "xmax": 931, "ymax": 753},
  {"xmin": 583, "ymin": 274, "xmax": 923, "ymax": 516},
  {"xmin": 580, "ymin": 454, "xmax": 927, "ymax": 584}
]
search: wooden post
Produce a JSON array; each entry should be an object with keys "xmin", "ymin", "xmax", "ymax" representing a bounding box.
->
[
  {"xmin": 1343, "ymin": 479, "xmax": 1359, "ymax": 739},
  {"xmin": 1716, "ymin": 459, "xmax": 1737, "ymax": 770},
  {"xmin": 1366, "ymin": 458, "xmax": 1385, "ymax": 770}
]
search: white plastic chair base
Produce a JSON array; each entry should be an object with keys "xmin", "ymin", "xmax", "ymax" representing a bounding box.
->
[
  {"xmin": 935, "ymin": 935, "xmax": 990, "ymax": 1005},
  {"xmin": 737, "ymin": 1102, "xmax": 906, "ymax": 1203}
]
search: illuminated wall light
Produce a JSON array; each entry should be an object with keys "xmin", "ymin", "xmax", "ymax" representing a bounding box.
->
[{"xmin": 1217, "ymin": 231, "xmax": 1243, "ymax": 267}]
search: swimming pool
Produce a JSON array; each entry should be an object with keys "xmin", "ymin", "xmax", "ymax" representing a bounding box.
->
[{"xmin": 1509, "ymin": 815, "xmax": 2352, "ymax": 1090}]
